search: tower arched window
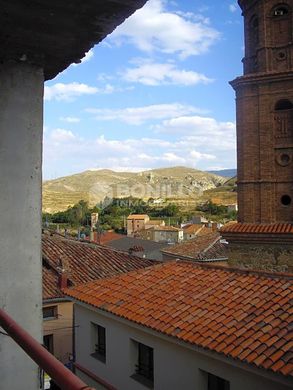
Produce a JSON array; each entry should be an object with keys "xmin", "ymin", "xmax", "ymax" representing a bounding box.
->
[
  {"xmin": 271, "ymin": 4, "xmax": 291, "ymax": 46},
  {"xmin": 273, "ymin": 5, "xmax": 289, "ymax": 16},
  {"xmin": 275, "ymin": 99, "xmax": 293, "ymax": 110}
]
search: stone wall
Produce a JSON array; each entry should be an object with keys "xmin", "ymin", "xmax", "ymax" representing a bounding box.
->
[{"xmin": 227, "ymin": 243, "xmax": 293, "ymax": 272}]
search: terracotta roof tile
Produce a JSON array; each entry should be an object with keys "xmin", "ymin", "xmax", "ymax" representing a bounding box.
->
[
  {"xmin": 221, "ymin": 222, "xmax": 293, "ymax": 234},
  {"xmin": 161, "ymin": 233, "xmax": 228, "ymax": 262},
  {"xmin": 65, "ymin": 261, "xmax": 293, "ymax": 378},
  {"xmin": 42, "ymin": 233, "xmax": 155, "ymax": 300}
]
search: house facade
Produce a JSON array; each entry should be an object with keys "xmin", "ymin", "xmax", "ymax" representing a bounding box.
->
[
  {"xmin": 127, "ymin": 215, "xmax": 150, "ymax": 236},
  {"xmin": 140, "ymin": 226, "xmax": 184, "ymax": 243},
  {"xmin": 66, "ymin": 262, "xmax": 293, "ymax": 390},
  {"xmin": 72, "ymin": 305, "xmax": 291, "ymax": 390}
]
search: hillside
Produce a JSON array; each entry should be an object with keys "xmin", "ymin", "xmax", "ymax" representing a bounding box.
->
[
  {"xmin": 207, "ymin": 169, "xmax": 237, "ymax": 177},
  {"xmin": 43, "ymin": 166, "xmax": 228, "ymax": 213}
]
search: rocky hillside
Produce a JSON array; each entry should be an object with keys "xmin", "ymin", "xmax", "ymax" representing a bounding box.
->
[{"xmin": 43, "ymin": 166, "xmax": 228, "ymax": 213}]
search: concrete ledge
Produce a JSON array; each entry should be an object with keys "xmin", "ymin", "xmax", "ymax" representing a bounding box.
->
[{"xmin": 0, "ymin": 0, "xmax": 148, "ymax": 80}]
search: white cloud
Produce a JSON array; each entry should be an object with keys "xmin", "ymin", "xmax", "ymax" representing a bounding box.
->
[
  {"xmin": 50, "ymin": 128, "xmax": 76, "ymax": 142},
  {"xmin": 122, "ymin": 60, "xmax": 213, "ymax": 86},
  {"xmin": 60, "ymin": 117, "xmax": 81, "ymax": 123},
  {"xmin": 157, "ymin": 115, "xmax": 235, "ymax": 136},
  {"xmin": 44, "ymin": 82, "xmax": 98, "ymax": 101},
  {"xmin": 85, "ymin": 103, "xmax": 206, "ymax": 125},
  {"xmin": 72, "ymin": 49, "xmax": 94, "ymax": 66},
  {"xmin": 229, "ymin": 3, "xmax": 238, "ymax": 13},
  {"xmin": 43, "ymin": 113, "xmax": 236, "ymax": 179},
  {"xmin": 44, "ymin": 82, "xmax": 117, "ymax": 101},
  {"xmin": 109, "ymin": 0, "xmax": 220, "ymax": 59}
]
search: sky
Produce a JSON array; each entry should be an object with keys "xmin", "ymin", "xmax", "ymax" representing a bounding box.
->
[{"xmin": 43, "ymin": 0, "xmax": 243, "ymax": 180}]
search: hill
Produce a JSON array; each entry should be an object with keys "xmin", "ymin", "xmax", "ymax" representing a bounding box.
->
[
  {"xmin": 43, "ymin": 166, "xmax": 228, "ymax": 213},
  {"xmin": 207, "ymin": 169, "xmax": 237, "ymax": 177}
]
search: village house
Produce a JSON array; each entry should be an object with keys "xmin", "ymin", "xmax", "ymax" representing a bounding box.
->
[
  {"xmin": 65, "ymin": 261, "xmax": 293, "ymax": 390},
  {"xmin": 42, "ymin": 232, "xmax": 155, "ymax": 364},
  {"xmin": 139, "ymin": 225, "xmax": 184, "ymax": 243},
  {"xmin": 127, "ymin": 215, "xmax": 150, "ymax": 236},
  {"xmin": 127, "ymin": 214, "xmax": 165, "ymax": 237}
]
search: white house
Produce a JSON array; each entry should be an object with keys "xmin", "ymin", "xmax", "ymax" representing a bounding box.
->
[{"xmin": 66, "ymin": 262, "xmax": 293, "ymax": 390}]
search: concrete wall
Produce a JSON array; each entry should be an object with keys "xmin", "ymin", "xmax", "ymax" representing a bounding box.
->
[
  {"xmin": 43, "ymin": 301, "xmax": 73, "ymax": 363},
  {"xmin": 74, "ymin": 304, "xmax": 292, "ymax": 390},
  {"xmin": 0, "ymin": 62, "xmax": 43, "ymax": 389}
]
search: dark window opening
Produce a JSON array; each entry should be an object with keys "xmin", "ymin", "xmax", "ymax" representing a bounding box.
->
[
  {"xmin": 131, "ymin": 342, "xmax": 154, "ymax": 388},
  {"xmin": 91, "ymin": 323, "xmax": 106, "ymax": 362},
  {"xmin": 43, "ymin": 334, "xmax": 54, "ymax": 354},
  {"xmin": 43, "ymin": 306, "xmax": 57, "ymax": 319},
  {"xmin": 274, "ymin": 6, "xmax": 289, "ymax": 16},
  {"xmin": 281, "ymin": 195, "xmax": 292, "ymax": 206},
  {"xmin": 280, "ymin": 153, "xmax": 290, "ymax": 164},
  {"xmin": 208, "ymin": 373, "xmax": 230, "ymax": 390},
  {"xmin": 275, "ymin": 99, "xmax": 293, "ymax": 110}
]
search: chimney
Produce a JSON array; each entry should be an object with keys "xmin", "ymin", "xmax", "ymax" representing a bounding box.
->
[
  {"xmin": 58, "ymin": 273, "xmax": 68, "ymax": 289},
  {"xmin": 57, "ymin": 257, "xmax": 68, "ymax": 289}
]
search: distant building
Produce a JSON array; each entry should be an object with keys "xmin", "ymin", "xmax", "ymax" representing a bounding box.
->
[
  {"xmin": 227, "ymin": 204, "xmax": 238, "ymax": 213},
  {"xmin": 66, "ymin": 262, "xmax": 293, "ymax": 390},
  {"xmin": 105, "ymin": 236, "xmax": 167, "ymax": 261},
  {"xmin": 127, "ymin": 214, "xmax": 150, "ymax": 236},
  {"xmin": 139, "ymin": 225, "xmax": 183, "ymax": 243},
  {"xmin": 126, "ymin": 214, "xmax": 165, "ymax": 236},
  {"xmin": 182, "ymin": 224, "xmax": 205, "ymax": 240}
]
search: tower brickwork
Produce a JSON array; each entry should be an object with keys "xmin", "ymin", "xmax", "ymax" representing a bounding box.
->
[
  {"xmin": 231, "ymin": 0, "xmax": 293, "ymax": 223},
  {"xmin": 222, "ymin": 0, "xmax": 293, "ymax": 272}
]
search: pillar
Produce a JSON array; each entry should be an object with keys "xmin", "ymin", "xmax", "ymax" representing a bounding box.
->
[{"xmin": 0, "ymin": 62, "xmax": 44, "ymax": 389}]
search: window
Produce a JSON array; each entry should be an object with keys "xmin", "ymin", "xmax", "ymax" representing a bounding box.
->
[
  {"xmin": 91, "ymin": 323, "xmax": 106, "ymax": 362},
  {"xmin": 43, "ymin": 305, "xmax": 57, "ymax": 320},
  {"xmin": 131, "ymin": 341, "xmax": 154, "ymax": 388},
  {"xmin": 202, "ymin": 372, "xmax": 230, "ymax": 390},
  {"xmin": 274, "ymin": 6, "xmax": 289, "ymax": 16},
  {"xmin": 43, "ymin": 334, "xmax": 54, "ymax": 354},
  {"xmin": 281, "ymin": 194, "xmax": 291, "ymax": 206},
  {"xmin": 275, "ymin": 99, "xmax": 293, "ymax": 110}
]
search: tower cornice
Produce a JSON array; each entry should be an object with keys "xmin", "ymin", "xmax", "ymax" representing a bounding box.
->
[{"xmin": 230, "ymin": 70, "xmax": 293, "ymax": 89}]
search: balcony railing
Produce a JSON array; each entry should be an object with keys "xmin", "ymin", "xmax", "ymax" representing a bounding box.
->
[{"xmin": 0, "ymin": 308, "xmax": 94, "ymax": 390}]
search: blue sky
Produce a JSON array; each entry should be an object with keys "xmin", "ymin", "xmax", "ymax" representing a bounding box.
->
[{"xmin": 43, "ymin": 0, "xmax": 243, "ymax": 180}]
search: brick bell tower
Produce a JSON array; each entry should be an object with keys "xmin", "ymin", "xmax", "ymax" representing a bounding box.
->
[{"xmin": 222, "ymin": 0, "xmax": 293, "ymax": 271}]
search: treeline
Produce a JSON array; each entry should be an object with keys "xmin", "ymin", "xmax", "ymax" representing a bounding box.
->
[
  {"xmin": 42, "ymin": 198, "xmax": 182, "ymax": 233},
  {"xmin": 42, "ymin": 198, "xmax": 237, "ymax": 233}
]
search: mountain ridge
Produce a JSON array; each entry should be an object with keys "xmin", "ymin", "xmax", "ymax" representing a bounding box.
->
[{"xmin": 43, "ymin": 166, "xmax": 231, "ymax": 213}]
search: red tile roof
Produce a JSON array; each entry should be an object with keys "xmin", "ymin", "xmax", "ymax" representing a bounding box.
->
[
  {"xmin": 182, "ymin": 224, "xmax": 204, "ymax": 234},
  {"xmin": 127, "ymin": 214, "xmax": 149, "ymax": 220},
  {"xmin": 96, "ymin": 231, "xmax": 125, "ymax": 245},
  {"xmin": 42, "ymin": 233, "xmax": 155, "ymax": 300},
  {"xmin": 161, "ymin": 232, "xmax": 227, "ymax": 262},
  {"xmin": 65, "ymin": 261, "xmax": 293, "ymax": 378},
  {"xmin": 221, "ymin": 222, "xmax": 293, "ymax": 234}
]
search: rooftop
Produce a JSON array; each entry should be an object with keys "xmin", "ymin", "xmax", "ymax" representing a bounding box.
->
[
  {"xmin": 182, "ymin": 224, "xmax": 204, "ymax": 234},
  {"xmin": 0, "ymin": 0, "xmax": 147, "ymax": 80},
  {"xmin": 161, "ymin": 232, "xmax": 228, "ymax": 262},
  {"xmin": 42, "ymin": 233, "xmax": 155, "ymax": 300},
  {"xmin": 221, "ymin": 222, "xmax": 293, "ymax": 234},
  {"xmin": 65, "ymin": 261, "xmax": 293, "ymax": 378},
  {"xmin": 147, "ymin": 225, "xmax": 182, "ymax": 232},
  {"xmin": 106, "ymin": 236, "xmax": 167, "ymax": 261},
  {"xmin": 127, "ymin": 214, "xmax": 149, "ymax": 220}
]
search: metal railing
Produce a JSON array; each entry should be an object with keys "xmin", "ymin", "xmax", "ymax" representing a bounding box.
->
[{"xmin": 0, "ymin": 308, "xmax": 94, "ymax": 390}]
